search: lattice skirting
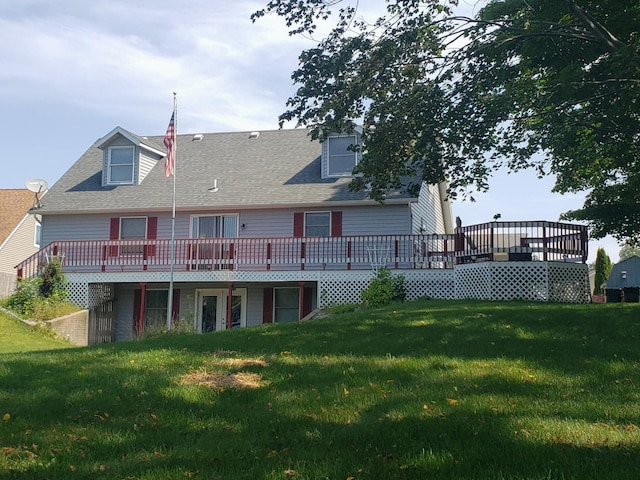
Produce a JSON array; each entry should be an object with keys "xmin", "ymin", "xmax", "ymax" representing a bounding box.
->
[
  {"xmin": 455, "ymin": 261, "xmax": 590, "ymax": 303},
  {"xmin": 65, "ymin": 261, "xmax": 589, "ymax": 311},
  {"xmin": 316, "ymin": 270, "xmax": 457, "ymax": 307}
]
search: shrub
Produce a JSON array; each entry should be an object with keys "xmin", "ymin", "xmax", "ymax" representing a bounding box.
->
[
  {"xmin": 4, "ymin": 257, "xmax": 76, "ymax": 319},
  {"xmin": 5, "ymin": 277, "xmax": 42, "ymax": 317},
  {"xmin": 39, "ymin": 257, "xmax": 68, "ymax": 300},
  {"xmin": 361, "ymin": 268, "xmax": 406, "ymax": 308}
]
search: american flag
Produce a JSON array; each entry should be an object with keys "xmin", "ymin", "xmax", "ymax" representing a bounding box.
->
[{"xmin": 164, "ymin": 112, "xmax": 175, "ymax": 177}]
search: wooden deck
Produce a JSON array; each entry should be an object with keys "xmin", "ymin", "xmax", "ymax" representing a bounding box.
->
[{"xmin": 16, "ymin": 221, "xmax": 588, "ymax": 279}]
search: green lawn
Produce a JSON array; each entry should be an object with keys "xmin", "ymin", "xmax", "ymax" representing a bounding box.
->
[
  {"xmin": 0, "ymin": 310, "xmax": 74, "ymax": 354},
  {"xmin": 1, "ymin": 300, "xmax": 639, "ymax": 479}
]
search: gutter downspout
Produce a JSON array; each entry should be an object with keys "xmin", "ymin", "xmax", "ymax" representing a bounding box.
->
[{"xmin": 438, "ymin": 182, "xmax": 454, "ymax": 234}]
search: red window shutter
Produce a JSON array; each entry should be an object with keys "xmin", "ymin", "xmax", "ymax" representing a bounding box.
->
[
  {"xmin": 147, "ymin": 217, "xmax": 157, "ymax": 239},
  {"xmin": 293, "ymin": 212, "xmax": 304, "ymax": 237},
  {"xmin": 133, "ymin": 289, "xmax": 142, "ymax": 335},
  {"xmin": 331, "ymin": 211, "xmax": 342, "ymax": 237},
  {"xmin": 146, "ymin": 217, "xmax": 158, "ymax": 257},
  {"xmin": 263, "ymin": 287, "xmax": 273, "ymax": 323},
  {"xmin": 110, "ymin": 218, "xmax": 120, "ymax": 239},
  {"xmin": 171, "ymin": 288, "xmax": 180, "ymax": 321},
  {"xmin": 109, "ymin": 218, "xmax": 120, "ymax": 257}
]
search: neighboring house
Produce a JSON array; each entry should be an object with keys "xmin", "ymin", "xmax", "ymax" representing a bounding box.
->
[
  {"xmin": 605, "ymin": 256, "xmax": 640, "ymax": 302},
  {"xmin": 17, "ymin": 126, "xmax": 590, "ymax": 345},
  {"xmin": 0, "ymin": 189, "xmax": 41, "ymax": 298}
]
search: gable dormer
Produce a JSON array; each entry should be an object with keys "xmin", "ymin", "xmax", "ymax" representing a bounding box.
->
[
  {"xmin": 94, "ymin": 127, "xmax": 166, "ymax": 187},
  {"xmin": 321, "ymin": 130, "xmax": 363, "ymax": 178}
]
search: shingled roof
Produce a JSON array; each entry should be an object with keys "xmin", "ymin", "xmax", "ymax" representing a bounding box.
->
[
  {"xmin": 36, "ymin": 128, "xmax": 415, "ymax": 215},
  {"xmin": 0, "ymin": 189, "xmax": 35, "ymax": 245}
]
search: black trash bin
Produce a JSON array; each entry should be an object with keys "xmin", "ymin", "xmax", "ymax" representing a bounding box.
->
[
  {"xmin": 623, "ymin": 287, "xmax": 640, "ymax": 303},
  {"xmin": 605, "ymin": 288, "xmax": 623, "ymax": 303}
]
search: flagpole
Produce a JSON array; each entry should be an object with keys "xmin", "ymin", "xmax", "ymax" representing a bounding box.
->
[{"xmin": 166, "ymin": 92, "xmax": 177, "ymax": 331}]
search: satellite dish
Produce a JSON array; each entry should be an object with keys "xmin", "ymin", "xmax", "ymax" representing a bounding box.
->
[
  {"xmin": 25, "ymin": 178, "xmax": 49, "ymax": 193},
  {"xmin": 25, "ymin": 178, "xmax": 48, "ymax": 209}
]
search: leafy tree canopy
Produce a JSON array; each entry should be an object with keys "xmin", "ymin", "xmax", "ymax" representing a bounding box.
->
[
  {"xmin": 252, "ymin": 0, "xmax": 640, "ymax": 243},
  {"xmin": 619, "ymin": 244, "xmax": 640, "ymax": 261}
]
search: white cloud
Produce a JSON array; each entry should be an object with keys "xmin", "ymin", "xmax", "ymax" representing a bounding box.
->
[{"xmin": 0, "ymin": 0, "xmax": 307, "ymax": 134}]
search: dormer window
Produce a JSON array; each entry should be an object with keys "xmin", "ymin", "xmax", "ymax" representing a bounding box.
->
[
  {"xmin": 107, "ymin": 146, "xmax": 135, "ymax": 185},
  {"xmin": 327, "ymin": 135, "xmax": 360, "ymax": 177}
]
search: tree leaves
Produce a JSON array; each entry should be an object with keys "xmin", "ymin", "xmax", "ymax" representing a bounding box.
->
[{"xmin": 255, "ymin": 0, "xmax": 640, "ymax": 241}]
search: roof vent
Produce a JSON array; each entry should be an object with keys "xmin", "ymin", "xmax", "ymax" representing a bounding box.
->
[
  {"xmin": 249, "ymin": 131, "xmax": 260, "ymax": 139},
  {"xmin": 192, "ymin": 134, "xmax": 204, "ymax": 141}
]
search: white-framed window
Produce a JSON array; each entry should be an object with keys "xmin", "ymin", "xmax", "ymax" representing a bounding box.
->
[
  {"xmin": 145, "ymin": 289, "xmax": 168, "ymax": 332},
  {"xmin": 107, "ymin": 146, "xmax": 135, "ymax": 184},
  {"xmin": 190, "ymin": 215, "xmax": 238, "ymax": 267},
  {"xmin": 327, "ymin": 135, "xmax": 359, "ymax": 177},
  {"xmin": 274, "ymin": 287, "xmax": 299, "ymax": 323},
  {"xmin": 34, "ymin": 220, "xmax": 41, "ymax": 248},
  {"xmin": 120, "ymin": 216, "xmax": 147, "ymax": 254},
  {"xmin": 191, "ymin": 215, "xmax": 238, "ymax": 238},
  {"xmin": 305, "ymin": 212, "xmax": 331, "ymax": 237}
]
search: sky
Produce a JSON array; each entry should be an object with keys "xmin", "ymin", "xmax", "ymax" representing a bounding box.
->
[{"xmin": 0, "ymin": 0, "xmax": 622, "ymax": 263}]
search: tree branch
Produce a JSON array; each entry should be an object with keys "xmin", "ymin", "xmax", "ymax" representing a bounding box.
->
[{"xmin": 562, "ymin": 0, "xmax": 626, "ymax": 52}]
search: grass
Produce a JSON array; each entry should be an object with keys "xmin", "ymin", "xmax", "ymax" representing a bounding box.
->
[
  {"xmin": 0, "ymin": 311, "xmax": 75, "ymax": 354},
  {"xmin": 1, "ymin": 299, "xmax": 639, "ymax": 479}
]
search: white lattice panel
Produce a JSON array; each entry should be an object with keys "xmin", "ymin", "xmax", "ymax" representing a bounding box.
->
[
  {"xmin": 65, "ymin": 261, "xmax": 590, "ymax": 314},
  {"xmin": 548, "ymin": 262, "xmax": 590, "ymax": 303},
  {"xmin": 316, "ymin": 270, "xmax": 456, "ymax": 307},
  {"xmin": 403, "ymin": 270, "xmax": 456, "ymax": 300},
  {"xmin": 455, "ymin": 263, "xmax": 492, "ymax": 300},
  {"xmin": 488, "ymin": 262, "xmax": 549, "ymax": 301},
  {"xmin": 66, "ymin": 270, "xmax": 324, "ymax": 285},
  {"xmin": 317, "ymin": 271, "xmax": 373, "ymax": 307},
  {"xmin": 454, "ymin": 262, "xmax": 589, "ymax": 303},
  {"xmin": 67, "ymin": 281, "xmax": 89, "ymax": 307}
]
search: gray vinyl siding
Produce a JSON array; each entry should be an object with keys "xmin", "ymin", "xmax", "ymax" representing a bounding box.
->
[
  {"xmin": 42, "ymin": 204, "xmax": 413, "ymax": 245},
  {"xmin": 411, "ymin": 182, "xmax": 446, "ymax": 234},
  {"xmin": 245, "ymin": 288, "xmax": 263, "ymax": 327},
  {"xmin": 139, "ymin": 149, "xmax": 160, "ymax": 183},
  {"xmin": 238, "ymin": 204, "xmax": 411, "ymax": 238},
  {"xmin": 234, "ymin": 210, "xmax": 295, "ymax": 238},
  {"xmin": 42, "ymin": 213, "xmax": 184, "ymax": 245},
  {"xmin": 340, "ymin": 204, "xmax": 411, "ymax": 235}
]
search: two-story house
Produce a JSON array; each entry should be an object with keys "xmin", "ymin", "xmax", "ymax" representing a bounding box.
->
[
  {"xmin": 20, "ymin": 126, "xmax": 457, "ymax": 342},
  {"xmin": 17, "ymin": 125, "xmax": 591, "ymax": 344}
]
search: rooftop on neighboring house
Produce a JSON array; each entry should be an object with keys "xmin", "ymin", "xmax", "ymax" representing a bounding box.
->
[
  {"xmin": 0, "ymin": 189, "xmax": 36, "ymax": 245},
  {"xmin": 606, "ymin": 256, "xmax": 640, "ymax": 289}
]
